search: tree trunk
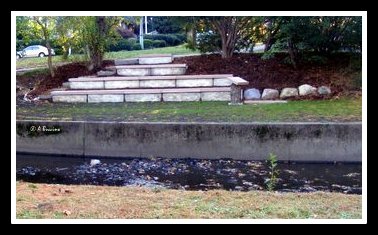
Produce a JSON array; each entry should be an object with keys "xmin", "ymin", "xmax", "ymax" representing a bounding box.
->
[
  {"xmin": 287, "ymin": 39, "xmax": 297, "ymax": 69},
  {"xmin": 186, "ymin": 27, "xmax": 196, "ymax": 49},
  {"xmin": 46, "ymin": 41, "xmax": 55, "ymax": 77},
  {"xmin": 214, "ymin": 17, "xmax": 238, "ymax": 59},
  {"xmin": 221, "ymin": 36, "xmax": 235, "ymax": 58},
  {"xmin": 89, "ymin": 16, "xmax": 106, "ymax": 71},
  {"xmin": 264, "ymin": 35, "xmax": 275, "ymax": 52}
]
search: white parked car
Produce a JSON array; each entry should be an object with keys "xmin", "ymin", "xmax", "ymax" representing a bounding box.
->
[
  {"xmin": 16, "ymin": 50, "xmax": 23, "ymax": 59},
  {"xmin": 21, "ymin": 45, "xmax": 55, "ymax": 58}
]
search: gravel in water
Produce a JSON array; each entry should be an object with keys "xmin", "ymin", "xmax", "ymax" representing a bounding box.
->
[{"xmin": 16, "ymin": 155, "xmax": 362, "ymax": 194}]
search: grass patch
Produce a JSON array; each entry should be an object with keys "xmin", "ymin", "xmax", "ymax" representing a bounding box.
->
[
  {"xmin": 18, "ymin": 68, "xmax": 50, "ymax": 77},
  {"xmin": 16, "ymin": 97, "xmax": 362, "ymax": 122},
  {"xmin": 105, "ymin": 44, "xmax": 199, "ymax": 60},
  {"xmin": 16, "ymin": 45, "xmax": 198, "ymax": 69},
  {"xmin": 16, "ymin": 182, "xmax": 362, "ymax": 219}
]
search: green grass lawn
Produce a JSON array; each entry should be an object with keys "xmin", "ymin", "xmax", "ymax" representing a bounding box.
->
[
  {"xmin": 16, "ymin": 44, "xmax": 199, "ymax": 69},
  {"xmin": 16, "ymin": 97, "xmax": 361, "ymax": 122},
  {"xmin": 16, "ymin": 182, "xmax": 362, "ymax": 219}
]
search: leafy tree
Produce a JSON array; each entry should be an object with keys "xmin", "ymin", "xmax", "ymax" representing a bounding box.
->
[
  {"xmin": 78, "ymin": 16, "xmax": 120, "ymax": 71},
  {"xmin": 262, "ymin": 16, "xmax": 362, "ymax": 68},
  {"xmin": 149, "ymin": 16, "xmax": 183, "ymax": 34},
  {"xmin": 31, "ymin": 16, "xmax": 56, "ymax": 77},
  {"xmin": 195, "ymin": 16, "xmax": 259, "ymax": 58},
  {"xmin": 56, "ymin": 16, "xmax": 82, "ymax": 59}
]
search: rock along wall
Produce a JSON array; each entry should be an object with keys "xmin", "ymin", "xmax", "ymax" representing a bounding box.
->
[{"xmin": 16, "ymin": 121, "xmax": 362, "ymax": 162}]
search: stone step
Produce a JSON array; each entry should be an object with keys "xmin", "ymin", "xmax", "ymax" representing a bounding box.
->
[
  {"xmin": 114, "ymin": 58, "xmax": 139, "ymax": 66},
  {"xmin": 51, "ymin": 87, "xmax": 231, "ymax": 103},
  {"xmin": 138, "ymin": 54, "xmax": 172, "ymax": 64},
  {"xmin": 114, "ymin": 54, "xmax": 173, "ymax": 66},
  {"xmin": 106, "ymin": 64, "xmax": 187, "ymax": 76},
  {"xmin": 68, "ymin": 74, "xmax": 234, "ymax": 89}
]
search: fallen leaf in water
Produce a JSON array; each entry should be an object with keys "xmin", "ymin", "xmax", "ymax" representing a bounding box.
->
[{"xmin": 63, "ymin": 210, "xmax": 71, "ymax": 216}]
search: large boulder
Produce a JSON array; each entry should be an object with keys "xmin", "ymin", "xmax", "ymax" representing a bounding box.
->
[
  {"xmin": 318, "ymin": 86, "xmax": 332, "ymax": 95},
  {"xmin": 261, "ymin": 89, "xmax": 279, "ymax": 100},
  {"xmin": 280, "ymin": 88, "xmax": 299, "ymax": 99},
  {"xmin": 298, "ymin": 84, "xmax": 317, "ymax": 96},
  {"xmin": 244, "ymin": 88, "xmax": 261, "ymax": 100}
]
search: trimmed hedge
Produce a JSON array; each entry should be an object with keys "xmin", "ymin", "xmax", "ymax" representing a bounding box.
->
[
  {"xmin": 144, "ymin": 34, "xmax": 186, "ymax": 46},
  {"xmin": 107, "ymin": 38, "xmax": 168, "ymax": 52}
]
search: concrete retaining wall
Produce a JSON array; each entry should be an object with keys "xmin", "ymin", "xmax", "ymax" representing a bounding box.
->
[{"xmin": 16, "ymin": 121, "xmax": 362, "ymax": 162}]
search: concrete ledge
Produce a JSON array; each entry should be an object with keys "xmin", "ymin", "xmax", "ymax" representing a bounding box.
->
[
  {"xmin": 125, "ymin": 94, "xmax": 161, "ymax": 102},
  {"xmin": 105, "ymin": 80, "xmax": 139, "ymax": 89},
  {"xmin": 214, "ymin": 78, "xmax": 233, "ymax": 86},
  {"xmin": 228, "ymin": 77, "xmax": 249, "ymax": 86},
  {"xmin": 140, "ymin": 80, "xmax": 176, "ymax": 88},
  {"xmin": 52, "ymin": 95, "xmax": 87, "ymax": 103},
  {"xmin": 201, "ymin": 92, "xmax": 231, "ymax": 101},
  {"xmin": 114, "ymin": 58, "xmax": 139, "ymax": 66},
  {"xmin": 150, "ymin": 67, "xmax": 186, "ymax": 76},
  {"xmin": 177, "ymin": 79, "xmax": 213, "ymax": 87},
  {"xmin": 244, "ymin": 100, "xmax": 288, "ymax": 104},
  {"xmin": 163, "ymin": 93, "xmax": 201, "ymax": 101},
  {"xmin": 88, "ymin": 94, "xmax": 124, "ymax": 103},
  {"xmin": 117, "ymin": 68, "xmax": 150, "ymax": 76},
  {"xmin": 16, "ymin": 121, "xmax": 362, "ymax": 162},
  {"xmin": 113, "ymin": 64, "xmax": 188, "ymax": 76},
  {"xmin": 70, "ymin": 81, "xmax": 104, "ymax": 90},
  {"xmin": 138, "ymin": 54, "xmax": 172, "ymax": 58},
  {"xmin": 69, "ymin": 74, "xmax": 233, "ymax": 82},
  {"xmin": 51, "ymin": 87, "xmax": 231, "ymax": 96},
  {"xmin": 138, "ymin": 57, "xmax": 172, "ymax": 65}
]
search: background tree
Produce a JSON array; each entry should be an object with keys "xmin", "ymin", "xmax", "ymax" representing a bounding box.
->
[
  {"xmin": 194, "ymin": 16, "xmax": 260, "ymax": 58},
  {"xmin": 31, "ymin": 16, "xmax": 56, "ymax": 77},
  {"xmin": 148, "ymin": 16, "xmax": 183, "ymax": 34},
  {"xmin": 56, "ymin": 16, "xmax": 81, "ymax": 59},
  {"xmin": 78, "ymin": 16, "xmax": 121, "ymax": 71},
  {"xmin": 258, "ymin": 16, "xmax": 362, "ymax": 68}
]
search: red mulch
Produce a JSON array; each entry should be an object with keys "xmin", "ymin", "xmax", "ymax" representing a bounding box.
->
[
  {"xmin": 18, "ymin": 60, "xmax": 114, "ymax": 97},
  {"xmin": 174, "ymin": 53, "xmax": 361, "ymax": 95},
  {"xmin": 17, "ymin": 54, "xmax": 360, "ymax": 98}
]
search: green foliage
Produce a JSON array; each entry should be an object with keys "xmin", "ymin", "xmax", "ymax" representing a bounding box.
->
[
  {"xmin": 107, "ymin": 38, "xmax": 167, "ymax": 52},
  {"xmin": 303, "ymin": 55, "xmax": 329, "ymax": 65},
  {"xmin": 192, "ymin": 16, "xmax": 261, "ymax": 58},
  {"xmin": 144, "ymin": 34, "xmax": 185, "ymax": 46},
  {"xmin": 143, "ymin": 39, "xmax": 154, "ymax": 49},
  {"xmin": 265, "ymin": 153, "xmax": 279, "ymax": 191},
  {"xmin": 261, "ymin": 41, "xmax": 287, "ymax": 60},
  {"xmin": 149, "ymin": 16, "xmax": 183, "ymax": 34},
  {"xmin": 264, "ymin": 17, "xmax": 362, "ymax": 56},
  {"xmin": 196, "ymin": 31, "xmax": 222, "ymax": 54},
  {"xmin": 173, "ymin": 33, "xmax": 187, "ymax": 42},
  {"xmin": 77, "ymin": 16, "xmax": 121, "ymax": 70},
  {"xmin": 132, "ymin": 43, "xmax": 142, "ymax": 50},
  {"xmin": 107, "ymin": 38, "xmax": 138, "ymax": 51},
  {"xmin": 152, "ymin": 40, "xmax": 167, "ymax": 48}
]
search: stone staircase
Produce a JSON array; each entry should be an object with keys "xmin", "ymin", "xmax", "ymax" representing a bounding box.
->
[{"xmin": 51, "ymin": 54, "xmax": 249, "ymax": 103}]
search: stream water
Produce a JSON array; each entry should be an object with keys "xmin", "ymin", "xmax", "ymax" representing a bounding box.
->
[{"xmin": 16, "ymin": 153, "xmax": 362, "ymax": 194}]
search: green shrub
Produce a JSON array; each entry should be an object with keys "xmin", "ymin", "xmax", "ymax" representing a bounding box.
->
[
  {"xmin": 152, "ymin": 40, "xmax": 167, "ymax": 48},
  {"xmin": 143, "ymin": 39, "xmax": 154, "ymax": 49},
  {"xmin": 107, "ymin": 39, "xmax": 137, "ymax": 52},
  {"xmin": 144, "ymin": 34, "xmax": 185, "ymax": 46},
  {"xmin": 173, "ymin": 33, "xmax": 187, "ymax": 43},
  {"xmin": 132, "ymin": 43, "xmax": 142, "ymax": 50},
  {"xmin": 196, "ymin": 31, "xmax": 222, "ymax": 54}
]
